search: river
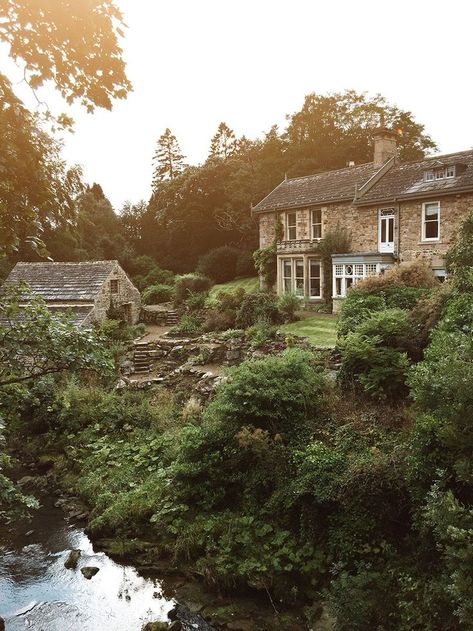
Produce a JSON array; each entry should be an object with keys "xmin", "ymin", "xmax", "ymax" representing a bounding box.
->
[{"xmin": 0, "ymin": 490, "xmax": 212, "ymax": 630}]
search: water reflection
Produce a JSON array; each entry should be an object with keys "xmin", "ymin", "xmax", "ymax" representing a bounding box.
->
[{"xmin": 0, "ymin": 499, "xmax": 174, "ymax": 630}]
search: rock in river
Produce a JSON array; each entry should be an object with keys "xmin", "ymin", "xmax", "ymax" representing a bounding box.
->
[
  {"xmin": 64, "ymin": 549, "xmax": 81, "ymax": 569},
  {"xmin": 81, "ymin": 566, "xmax": 100, "ymax": 580}
]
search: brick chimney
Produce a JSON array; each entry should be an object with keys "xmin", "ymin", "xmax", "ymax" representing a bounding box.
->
[{"xmin": 373, "ymin": 126, "xmax": 398, "ymax": 167}]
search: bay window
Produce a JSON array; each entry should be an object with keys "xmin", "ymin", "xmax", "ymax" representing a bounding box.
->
[{"xmin": 280, "ymin": 258, "xmax": 323, "ymax": 299}]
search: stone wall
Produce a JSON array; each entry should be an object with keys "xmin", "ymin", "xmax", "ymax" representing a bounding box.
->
[
  {"xmin": 398, "ymin": 193, "xmax": 473, "ymax": 267},
  {"xmin": 259, "ymin": 213, "xmax": 277, "ymax": 248},
  {"xmin": 93, "ymin": 263, "xmax": 141, "ymax": 324}
]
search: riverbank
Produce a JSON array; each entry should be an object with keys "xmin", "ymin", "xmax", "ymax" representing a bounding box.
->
[{"xmin": 4, "ymin": 462, "xmax": 315, "ymax": 631}]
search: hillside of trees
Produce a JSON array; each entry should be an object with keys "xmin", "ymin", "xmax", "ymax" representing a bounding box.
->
[{"xmin": 1, "ymin": 90, "xmax": 435, "ymax": 279}]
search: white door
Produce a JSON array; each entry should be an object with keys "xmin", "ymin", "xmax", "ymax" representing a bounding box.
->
[{"xmin": 379, "ymin": 209, "xmax": 395, "ymax": 253}]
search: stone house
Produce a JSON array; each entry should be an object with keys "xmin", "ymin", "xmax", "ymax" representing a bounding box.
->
[
  {"xmin": 4, "ymin": 260, "xmax": 141, "ymax": 325},
  {"xmin": 252, "ymin": 127, "xmax": 473, "ymax": 311}
]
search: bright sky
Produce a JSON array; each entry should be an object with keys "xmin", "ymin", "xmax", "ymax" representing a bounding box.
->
[{"xmin": 5, "ymin": 0, "xmax": 473, "ymax": 209}]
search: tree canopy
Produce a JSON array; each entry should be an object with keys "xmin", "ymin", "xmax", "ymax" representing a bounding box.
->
[{"xmin": 0, "ymin": 0, "xmax": 131, "ymax": 111}]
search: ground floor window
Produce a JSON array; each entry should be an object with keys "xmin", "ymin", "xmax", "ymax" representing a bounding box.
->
[
  {"xmin": 333, "ymin": 262, "xmax": 379, "ymax": 297},
  {"xmin": 281, "ymin": 257, "xmax": 322, "ymax": 299}
]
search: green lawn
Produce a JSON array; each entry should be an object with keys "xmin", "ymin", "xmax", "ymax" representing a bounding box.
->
[
  {"xmin": 279, "ymin": 313, "xmax": 338, "ymax": 347},
  {"xmin": 208, "ymin": 276, "xmax": 259, "ymax": 302}
]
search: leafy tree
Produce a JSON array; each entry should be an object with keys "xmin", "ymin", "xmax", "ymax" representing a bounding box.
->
[
  {"xmin": 0, "ymin": 285, "xmax": 113, "ymax": 388},
  {"xmin": 0, "ymin": 76, "xmax": 83, "ymax": 257},
  {"xmin": 284, "ymin": 90, "xmax": 436, "ymax": 175},
  {"xmin": 209, "ymin": 121, "xmax": 237, "ymax": 160},
  {"xmin": 120, "ymin": 200, "xmax": 149, "ymax": 248},
  {"xmin": 152, "ymin": 128, "xmax": 186, "ymax": 187},
  {"xmin": 0, "ymin": 0, "xmax": 131, "ymax": 111}
]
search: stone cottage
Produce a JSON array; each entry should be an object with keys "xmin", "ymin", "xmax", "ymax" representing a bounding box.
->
[
  {"xmin": 252, "ymin": 127, "xmax": 473, "ymax": 311},
  {"xmin": 4, "ymin": 260, "xmax": 141, "ymax": 325}
]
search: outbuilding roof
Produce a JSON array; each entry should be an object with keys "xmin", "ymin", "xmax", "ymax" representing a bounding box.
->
[{"xmin": 4, "ymin": 261, "xmax": 117, "ymax": 301}]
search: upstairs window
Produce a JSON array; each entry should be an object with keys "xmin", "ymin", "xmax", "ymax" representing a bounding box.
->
[
  {"xmin": 311, "ymin": 209, "xmax": 322, "ymax": 239},
  {"xmin": 286, "ymin": 212, "xmax": 297, "ymax": 240},
  {"xmin": 422, "ymin": 202, "xmax": 440, "ymax": 241},
  {"xmin": 424, "ymin": 166, "xmax": 456, "ymax": 181},
  {"xmin": 110, "ymin": 279, "xmax": 119, "ymax": 294}
]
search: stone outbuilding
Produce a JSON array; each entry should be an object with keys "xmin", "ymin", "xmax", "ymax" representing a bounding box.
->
[{"xmin": 4, "ymin": 260, "xmax": 141, "ymax": 326}]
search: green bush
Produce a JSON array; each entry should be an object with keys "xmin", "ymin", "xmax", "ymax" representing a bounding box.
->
[
  {"xmin": 142, "ymin": 283, "xmax": 174, "ymax": 304},
  {"xmin": 172, "ymin": 313, "xmax": 203, "ymax": 335},
  {"xmin": 339, "ymin": 309, "xmax": 414, "ymax": 399},
  {"xmin": 247, "ymin": 321, "xmax": 277, "ymax": 348},
  {"xmin": 277, "ymin": 292, "xmax": 300, "ymax": 323},
  {"xmin": 197, "ymin": 246, "xmax": 240, "ymax": 283},
  {"xmin": 338, "ymin": 292, "xmax": 386, "ymax": 337},
  {"xmin": 206, "ymin": 348, "xmax": 326, "ymax": 437},
  {"xmin": 185, "ymin": 291, "xmax": 207, "ymax": 311},
  {"xmin": 143, "ymin": 266, "xmax": 175, "ymax": 287},
  {"xmin": 446, "ymin": 208, "xmax": 473, "ymax": 291},
  {"xmin": 174, "ymin": 273, "xmax": 213, "ymax": 303},
  {"xmin": 235, "ymin": 291, "xmax": 279, "ymax": 329},
  {"xmin": 236, "ymin": 250, "xmax": 256, "ymax": 277}
]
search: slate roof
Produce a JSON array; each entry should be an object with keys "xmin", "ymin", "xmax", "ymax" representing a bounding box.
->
[
  {"xmin": 4, "ymin": 261, "xmax": 117, "ymax": 301},
  {"xmin": 356, "ymin": 149, "xmax": 473, "ymax": 204},
  {"xmin": 252, "ymin": 162, "xmax": 379, "ymax": 213},
  {"xmin": 252, "ymin": 149, "xmax": 473, "ymax": 213}
]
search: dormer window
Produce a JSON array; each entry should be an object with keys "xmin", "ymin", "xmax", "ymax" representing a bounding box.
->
[{"xmin": 424, "ymin": 166, "xmax": 456, "ymax": 181}]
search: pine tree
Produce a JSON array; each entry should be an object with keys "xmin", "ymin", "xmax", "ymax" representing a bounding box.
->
[
  {"xmin": 152, "ymin": 128, "xmax": 186, "ymax": 187},
  {"xmin": 209, "ymin": 122, "xmax": 237, "ymax": 160}
]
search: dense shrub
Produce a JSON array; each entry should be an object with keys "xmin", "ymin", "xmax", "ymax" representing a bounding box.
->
[
  {"xmin": 172, "ymin": 313, "xmax": 203, "ymax": 335},
  {"xmin": 174, "ymin": 273, "xmax": 213, "ymax": 303},
  {"xmin": 206, "ymin": 348, "xmax": 326, "ymax": 437},
  {"xmin": 185, "ymin": 291, "xmax": 207, "ymax": 311},
  {"xmin": 235, "ymin": 291, "xmax": 279, "ymax": 329},
  {"xmin": 339, "ymin": 309, "xmax": 414, "ymax": 399},
  {"xmin": 338, "ymin": 292, "xmax": 386, "ymax": 337},
  {"xmin": 203, "ymin": 310, "xmax": 235, "ymax": 332},
  {"xmin": 235, "ymin": 250, "xmax": 256, "ymax": 277},
  {"xmin": 355, "ymin": 260, "xmax": 439, "ymax": 294},
  {"xmin": 276, "ymin": 292, "xmax": 300, "ymax": 323},
  {"xmin": 142, "ymin": 283, "xmax": 174, "ymax": 304},
  {"xmin": 143, "ymin": 266, "xmax": 175, "ymax": 287},
  {"xmin": 197, "ymin": 246, "xmax": 240, "ymax": 283},
  {"xmin": 246, "ymin": 322, "xmax": 277, "ymax": 348},
  {"xmin": 446, "ymin": 208, "xmax": 473, "ymax": 291}
]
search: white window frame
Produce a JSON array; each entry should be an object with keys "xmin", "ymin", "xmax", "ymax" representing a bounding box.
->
[
  {"xmin": 286, "ymin": 212, "xmax": 297, "ymax": 241},
  {"xmin": 378, "ymin": 208, "xmax": 395, "ymax": 253},
  {"xmin": 308, "ymin": 259, "xmax": 322, "ymax": 299},
  {"xmin": 311, "ymin": 209, "xmax": 322, "ymax": 240},
  {"xmin": 332, "ymin": 263, "xmax": 381, "ymax": 298},
  {"xmin": 424, "ymin": 170, "xmax": 435, "ymax": 182},
  {"xmin": 281, "ymin": 258, "xmax": 304, "ymax": 297},
  {"xmin": 446, "ymin": 166, "xmax": 456, "ymax": 178},
  {"xmin": 422, "ymin": 201, "xmax": 440, "ymax": 242}
]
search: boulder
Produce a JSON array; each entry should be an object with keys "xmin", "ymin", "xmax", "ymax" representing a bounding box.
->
[
  {"xmin": 0, "ymin": 616, "xmax": 5, "ymax": 631},
  {"xmin": 64, "ymin": 549, "xmax": 81, "ymax": 569},
  {"xmin": 142, "ymin": 623, "xmax": 169, "ymax": 631},
  {"xmin": 80, "ymin": 566, "xmax": 100, "ymax": 580}
]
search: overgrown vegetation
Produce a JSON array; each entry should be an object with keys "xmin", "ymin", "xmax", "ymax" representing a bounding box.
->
[{"xmin": 5, "ymin": 214, "xmax": 473, "ymax": 629}]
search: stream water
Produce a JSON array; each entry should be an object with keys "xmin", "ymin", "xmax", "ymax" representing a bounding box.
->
[{"xmin": 0, "ymin": 491, "xmax": 205, "ymax": 630}]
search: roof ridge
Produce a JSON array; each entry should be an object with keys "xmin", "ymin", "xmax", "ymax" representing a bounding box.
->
[
  {"xmin": 14, "ymin": 260, "xmax": 118, "ymax": 266},
  {"xmin": 286, "ymin": 161, "xmax": 374, "ymax": 182},
  {"xmin": 399, "ymin": 148, "xmax": 473, "ymax": 166}
]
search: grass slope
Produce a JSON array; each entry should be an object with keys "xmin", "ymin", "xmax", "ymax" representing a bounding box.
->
[
  {"xmin": 208, "ymin": 276, "xmax": 259, "ymax": 301},
  {"xmin": 279, "ymin": 313, "xmax": 338, "ymax": 347}
]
